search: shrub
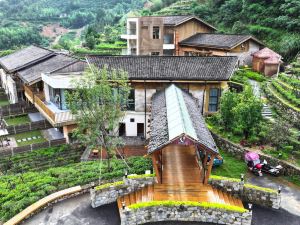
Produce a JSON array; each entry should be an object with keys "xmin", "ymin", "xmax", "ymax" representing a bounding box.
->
[{"xmin": 128, "ymin": 201, "xmax": 248, "ymax": 213}]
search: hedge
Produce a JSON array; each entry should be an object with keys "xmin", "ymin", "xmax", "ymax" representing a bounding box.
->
[{"xmin": 128, "ymin": 200, "xmax": 248, "ymax": 213}]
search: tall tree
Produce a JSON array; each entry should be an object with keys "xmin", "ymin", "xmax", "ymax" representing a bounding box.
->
[{"xmin": 66, "ymin": 65, "xmax": 130, "ymax": 170}]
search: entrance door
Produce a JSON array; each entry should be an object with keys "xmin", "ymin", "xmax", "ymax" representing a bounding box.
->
[
  {"xmin": 137, "ymin": 123, "xmax": 144, "ymax": 137},
  {"xmin": 119, "ymin": 123, "xmax": 126, "ymax": 136}
]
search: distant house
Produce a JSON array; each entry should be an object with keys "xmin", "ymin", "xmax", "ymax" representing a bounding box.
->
[
  {"xmin": 121, "ymin": 15, "xmax": 216, "ymax": 56},
  {"xmin": 179, "ymin": 33, "xmax": 264, "ymax": 66},
  {"xmin": 252, "ymin": 47, "xmax": 282, "ymax": 76}
]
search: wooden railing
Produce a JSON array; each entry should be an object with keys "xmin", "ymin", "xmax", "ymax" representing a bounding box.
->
[
  {"xmin": 23, "ymin": 85, "xmax": 34, "ymax": 102},
  {"xmin": 34, "ymin": 95, "xmax": 56, "ymax": 122}
]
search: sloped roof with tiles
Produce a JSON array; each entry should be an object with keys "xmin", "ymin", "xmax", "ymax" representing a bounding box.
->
[
  {"xmin": 18, "ymin": 54, "xmax": 78, "ymax": 85},
  {"xmin": 180, "ymin": 33, "xmax": 264, "ymax": 50},
  {"xmin": 148, "ymin": 84, "xmax": 218, "ymax": 154},
  {"xmin": 252, "ymin": 47, "xmax": 282, "ymax": 64},
  {"xmin": 86, "ymin": 56, "xmax": 237, "ymax": 81},
  {"xmin": 0, "ymin": 45, "xmax": 55, "ymax": 73}
]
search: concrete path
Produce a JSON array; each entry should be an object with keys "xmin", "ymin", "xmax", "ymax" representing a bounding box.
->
[
  {"xmin": 248, "ymin": 79, "xmax": 273, "ymax": 120},
  {"xmin": 247, "ymin": 173, "xmax": 300, "ymax": 216}
]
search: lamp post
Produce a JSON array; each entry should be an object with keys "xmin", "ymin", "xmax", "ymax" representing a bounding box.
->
[
  {"xmin": 278, "ymin": 186, "xmax": 282, "ymax": 194},
  {"xmin": 122, "ymin": 201, "xmax": 126, "ymax": 210},
  {"xmin": 248, "ymin": 203, "xmax": 252, "ymax": 212},
  {"xmin": 124, "ymin": 169, "xmax": 128, "ymax": 179},
  {"xmin": 240, "ymin": 174, "xmax": 244, "ymax": 183}
]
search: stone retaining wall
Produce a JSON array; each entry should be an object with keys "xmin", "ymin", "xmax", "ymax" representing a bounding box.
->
[
  {"xmin": 120, "ymin": 206, "xmax": 252, "ymax": 225},
  {"xmin": 90, "ymin": 177, "xmax": 155, "ymax": 208},
  {"xmin": 212, "ymin": 132, "xmax": 300, "ymax": 176},
  {"xmin": 209, "ymin": 178, "xmax": 280, "ymax": 209}
]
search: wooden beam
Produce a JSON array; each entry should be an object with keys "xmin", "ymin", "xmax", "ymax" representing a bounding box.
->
[
  {"xmin": 151, "ymin": 152, "xmax": 161, "ymax": 184},
  {"xmin": 204, "ymin": 155, "xmax": 215, "ymax": 184}
]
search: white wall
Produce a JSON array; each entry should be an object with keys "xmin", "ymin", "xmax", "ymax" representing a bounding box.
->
[
  {"xmin": 0, "ymin": 69, "xmax": 18, "ymax": 103},
  {"xmin": 121, "ymin": 111, "xmax": 151, "ymax": 138},
  {"xmin": 227, "ymin": 41, "xmax": 261, "ymax": 66}
]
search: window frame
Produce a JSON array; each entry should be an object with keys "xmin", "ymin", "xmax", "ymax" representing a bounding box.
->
[
  {"xmin": 152, "ymin": 26, "xmax": 160, "ymax": 39},
  {"xmin": 208, "ymin": 88, "xmax": 220, "ymax": 112}
]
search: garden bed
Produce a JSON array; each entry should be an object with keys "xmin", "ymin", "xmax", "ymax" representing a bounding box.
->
[
  {"xmin": 4, "ymin": 115, "xmax": 30, "ymax": 126},
  {"xmin": 11, "ymin": 130, "xmax": 46, "ymax": 147}
]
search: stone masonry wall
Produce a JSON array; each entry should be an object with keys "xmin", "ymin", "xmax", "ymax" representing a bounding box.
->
[
  {"xmin": 209, "ymin": 178, "xmax": 281, "ymax": 209},
  {"xmin": 212, "ymin": 132, "xmax": 300, "ymax": 176},
  {"xmin": 120, "ymin": 206, "xmax": 252, "ymax": 225},
  {"xmin": 90, "ymin": 177, "xmax": 155, "ymax": 208}
]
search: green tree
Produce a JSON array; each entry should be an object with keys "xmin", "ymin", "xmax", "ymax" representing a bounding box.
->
[
  {"xmin": 66, "ymin": 65, "xmax": 131, "ymax": 170},
  {"xmin": 219, "ymin": 90, "xmax": 239, "ymax": 131},
  {"xmin": 233, "ymin": 86, "xmax": 263, "ymax": 139},
  {"xmin": 267, "ymin": 120, "xmax": 292, "ymax": 150}
]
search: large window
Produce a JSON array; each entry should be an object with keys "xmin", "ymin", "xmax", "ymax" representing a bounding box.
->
[
  {"xmin": 153, "ymin": 26, "xmax": 160, "ymax": 39},
  {"xmin": 208, "ymin": 88, "xmax": 220, "ymax": 112},
  {"xmin": 127, "ymin": 89, "xmax": 135, "ymax": 111},
  {"xmin": 49, "ymin": 87, "xmax": 68, "ymax": 110}
]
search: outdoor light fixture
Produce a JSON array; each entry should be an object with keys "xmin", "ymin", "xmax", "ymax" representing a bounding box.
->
[
  {"xmin": 248, "ymin": 203, "xmax": 253, "ymax": 211},
  {"xmin": 124, "ymin": 169, "xmax": 128, "ymax": 178},
  {"xmin": 122, "ymin": 201, "xmax": 126, "ymax": 210},
  {"xmin": 240, "ymin": 174, "xmax": 244, "ymax": 182},
  {"xmin": 278, "ymin": 186, "xmax": 282, "ymax": 194}
]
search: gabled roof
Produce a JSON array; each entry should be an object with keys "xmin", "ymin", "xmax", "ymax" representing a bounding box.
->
[
  {"xmin": 130, "ymin": 15, "xmax": 216, "ymax": 30},
  {"xmin": 17, "ymin": 54, "xmax": 78, "ymax": 85},
  {"xmin": 252, "ymin": 47, "xmax": 282, "ymax": 64},
  {"xmin": 0, "ymin": 45, "xmax": 55, "ymax": 73},
  {"xmin": 86, "ymin": 56, "xmax": 238, "ymax": 81},
  {"xmin": 179, "ymin": 33, "xmax": 264, "ymax": 50},
  {"xmin": 162, "ymin": 15, "xmax": 216, "ymax": 30},
  {"xmin": 148, "ymin": 84, "xmax": 218, "ymax": 154}
]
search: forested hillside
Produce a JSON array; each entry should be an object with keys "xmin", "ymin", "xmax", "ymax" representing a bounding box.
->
[
  {"xmin": 142, "ymin": 0, "xmax": 300, "ymax": 61},
  {"xmin": 0, "ymin": 0, "xmax": 145, "ymax": 50}
]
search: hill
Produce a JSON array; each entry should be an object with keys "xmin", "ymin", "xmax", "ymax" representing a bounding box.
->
[
  {"xmin": 0, "ymin": 0, "xmax": 145, "ymax": 50},
  {"xmin": 142, "ymin": 0, "xmax": 300, "ymax": 61}
]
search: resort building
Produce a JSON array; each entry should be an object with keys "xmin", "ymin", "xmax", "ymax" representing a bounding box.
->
[
  {"xmin": 36, "ymin": 56, "xmax": 237, "ymax": 143},
  {"xmin": 179, "ymin": 33, "xmax": 264, "ymax": 66},
  {"xmin": 121, "ymin": 15, "xmax": 216, "ymax": 56},
  {"xmin": 0, "ymin": 46, "xmax": 78, "ymax": 104}
]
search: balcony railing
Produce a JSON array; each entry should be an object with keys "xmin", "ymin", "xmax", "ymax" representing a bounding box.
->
[{"xmin": 24, "ymin": 85, "xmax": 74, "ymax": 126}]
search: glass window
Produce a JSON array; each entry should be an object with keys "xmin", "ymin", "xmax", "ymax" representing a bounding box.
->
[
  {"xmin": 127, "ymin": 89, "xmax": 135, "ymax": 111},
  {"xmin": 208, "ymin": 88, "xmax": 220, "ymax": 112},
  {"xmin": 153, "ymin": 26, "xmax": 160, "ymax": 39}
]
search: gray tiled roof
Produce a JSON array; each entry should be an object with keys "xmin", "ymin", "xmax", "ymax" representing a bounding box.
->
[
  {"xmin": 0, "ymin": 45, "xmax": 55, "ymax": 73},
  {"xmin": 18, "ymin": 54, "xmax": 78, "ymax": 85},
  {"xmin": 148, "ymin": 85, "xmax": 218, "ymax": 154},
  {"xmin": 180, "ymin": 33, "xmax": 263, "ymax": 50},
  {"xmin": 86, "ymin": 56, "xmax": 237, "ymax": 81}
]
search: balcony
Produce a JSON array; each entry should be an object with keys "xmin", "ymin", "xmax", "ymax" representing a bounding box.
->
[
  {"xmin": 24, "ymin": 85, "xmax": 75, "ymax": 127},
  {"xmin": 121, "ymin": 29, "xmax": 137, "ymax": 40}
]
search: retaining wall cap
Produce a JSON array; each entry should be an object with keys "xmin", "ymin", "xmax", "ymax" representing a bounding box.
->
[{"xmin": 4, "ymin": 186, "xmax": 82, "ymax": 225}]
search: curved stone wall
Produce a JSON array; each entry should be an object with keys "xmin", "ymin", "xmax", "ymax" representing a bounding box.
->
[{"xmin": 120, "ymin": 206, "xmax": 252, "ymax": 225}]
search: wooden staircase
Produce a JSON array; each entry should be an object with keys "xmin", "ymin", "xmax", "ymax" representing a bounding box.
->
[{"xmin": 117, "ymin": 183, "xmax": 244, "ymax": 211}]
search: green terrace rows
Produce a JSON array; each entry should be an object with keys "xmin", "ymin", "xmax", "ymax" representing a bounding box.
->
[
  {"xmin": 279, "ymin": 73, "xmax": 300, "ymax": 90},
  {"xmin": 271, "ymin": 77, "xmax": 300, "ymax": 108},
  {"xmin": 0, "ymin": 156, "xmax": 152, "ymax": 222},
  {"xmin": 0, "ymin": 145, "xmax": 84, "ymax": 175}
]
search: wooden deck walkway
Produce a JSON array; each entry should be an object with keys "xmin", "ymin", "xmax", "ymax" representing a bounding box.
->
[
  {"xmin": 162, "ymin": 145, "xmax": 202, "ymax": 184},
  {"xmin": 117, "ymin": 144, "xmax": 244, "ymax": 211}
]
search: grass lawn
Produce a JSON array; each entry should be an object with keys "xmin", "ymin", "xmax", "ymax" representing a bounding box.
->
[
  {"xmin": 0, "ymin": 99, "xmax": 9, "ymax": 107},
  {"xmin": 12, "ymin": 130, "xmax": 47, "ymax": 147},
  {"xmin": 212, "ymin": 149, "xmax": 247, "ymax": 179},
  {"xmin": 4, "ymin": 115, "xmax": 30, "ymax": 126}
]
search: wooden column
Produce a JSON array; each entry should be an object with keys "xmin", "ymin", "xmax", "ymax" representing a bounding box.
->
[
  {"xmin": 151, "ymin": 151, "xmax": 161, "ymax": 184},
  {"xmin": 204, "ymin": 154, "xmax": 216, "ymax": 184}
]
